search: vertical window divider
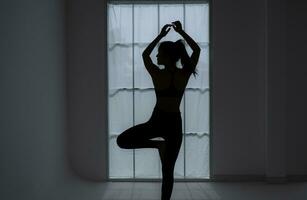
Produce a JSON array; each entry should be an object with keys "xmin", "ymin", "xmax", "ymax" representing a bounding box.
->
[
  {"xmin": 183, "ymin": 2, "xmax": 186, "ymax": 179},
  {"xmin": 157, "ymin": 3, "xmax": 161, "ymax": 178},
  {"xmin": 158, "ymin": 3, "xmax": 160, "ymax": 34},
  {"xmin": 132, "ymin": 3, "xmax": 135, "ymax": 179}
]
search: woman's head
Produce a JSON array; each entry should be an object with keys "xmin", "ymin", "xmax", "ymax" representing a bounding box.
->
[
  {"xmin": 157, "ymin": 39, "xmax": 198, "ymax": 77},
  {"xmin": 157, "ymin": 41, "xmax": 181, "ymax": 65}
]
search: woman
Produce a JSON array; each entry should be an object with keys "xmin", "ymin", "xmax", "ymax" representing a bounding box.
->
[{"xmin": 117, "ymin": 21, "xmax": 201, "ymax": 200}]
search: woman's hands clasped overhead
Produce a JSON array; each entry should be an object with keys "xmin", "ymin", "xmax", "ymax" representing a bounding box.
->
[
  {"xmin": 171, "ymin": 21, "xmax": 183, "ymax": 33},
  {"xmin": 159, "ymin": 21, "xmax": 184, "ymax": 37},
  {"xmin": 159, "ymin": 24, "xmax": 172, "ymax": 37}
]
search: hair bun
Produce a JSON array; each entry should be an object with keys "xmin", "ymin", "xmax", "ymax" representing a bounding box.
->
[{"xmin": 174, "ymin": 39, "xmax": 184, "ymax": 54}]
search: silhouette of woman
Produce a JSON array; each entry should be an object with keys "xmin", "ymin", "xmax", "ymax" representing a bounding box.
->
[{"xmin": 117, "ymin": 21, "xmax": 201, "ymax": 200}]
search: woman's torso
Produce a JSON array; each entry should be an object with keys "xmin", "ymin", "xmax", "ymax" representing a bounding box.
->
[{"xmin": 152, "ymin": 68, "xmax": 191, "ymax": 112}]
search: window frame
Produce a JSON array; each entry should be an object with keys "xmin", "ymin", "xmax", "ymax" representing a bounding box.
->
[{"xmin": 106, "ymin": 0, "xmax": 212, "ymax": 181}]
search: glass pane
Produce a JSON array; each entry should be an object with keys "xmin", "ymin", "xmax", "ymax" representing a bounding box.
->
[
  {"xmin": 185, "ymin": 4, "xmax": 209, "ymax": 43},
  {"xmin": 185, "ymin": 134, "xmax": 210, "ymax": 178},
  {"xmin": 135, "ymin": 148, "xmax": 161, "ymax": 178},
  {"xmin": 134, "ymin": 4, "xmax": 159, "ymax": 43},
  {"xmin": 185, "ymin": 90, "xmax": 209, "ymax": 135},
  {"xmin": 109, "ymin": 137, "xmax": 134, "ymax": 178},
  {"xmin": 159, "ymin": 4, "xmax": 184, "ymax": 42},
  {"xmin": 185, "ymin": 90, "xmax": 209, "ymax": 178},
  {"xmin": 108, "ymin": 4, "xmax": 132, "ymax": 44},
  {"xmin": 109, "ymin": 91, "xmax": 134, "ymax": 133},
  {"xmin": 109, "ymin": 91, "xmax": 134, "ymax": 178},
  {"xmin": 108, "ymin": 45, "xmax": 133, "ymax": 90}
]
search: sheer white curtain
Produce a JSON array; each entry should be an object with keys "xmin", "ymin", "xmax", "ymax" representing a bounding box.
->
[{"xmin": 108, "ymin": 2, "xmax": 209, "ymax": 179}]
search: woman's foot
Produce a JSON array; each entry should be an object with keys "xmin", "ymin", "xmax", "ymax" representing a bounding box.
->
[{"xmin": 149, "ymin": 137, "xmax": 166, "ymax": 161}]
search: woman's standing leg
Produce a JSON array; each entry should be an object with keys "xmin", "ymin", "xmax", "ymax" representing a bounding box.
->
[{"xmin": 160, "ymin": 134, "xmax": 182, "ymax": 200}]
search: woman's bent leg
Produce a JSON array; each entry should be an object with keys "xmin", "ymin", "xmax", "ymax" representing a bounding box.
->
[{"xmin": 117, "ymin": 122, "xmax": 161, "ymax": 149}]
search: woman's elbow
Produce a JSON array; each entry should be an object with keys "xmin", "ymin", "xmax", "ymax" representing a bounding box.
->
[
  {"xmin": 195, "ymin": 46, "xmax": 201, "ymax": 53},
  {"xmin": 142, "ymin": 51, "xmax": 149, "ymax": 57}
]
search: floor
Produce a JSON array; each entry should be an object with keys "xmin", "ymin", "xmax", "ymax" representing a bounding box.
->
[{"xmin": 100, "ymin": 181, "xmax": 307, "ymax": 200}]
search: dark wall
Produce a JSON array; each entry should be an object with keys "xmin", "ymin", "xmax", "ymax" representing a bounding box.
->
[
  {"xmin": 286, "ymin": 1, "xmax": 307, "ymax": 175},
  {"xmin": 0, "ymin": 0, "xmax": 67, "ymax": 198},
  {"xmin": 211, "ymin": 0, "xmax": 266, "ymax": 176},
  {"xmin": 0, "ymin": 1, "xmax": 108, "ymax": 200},
  {"xmin": 67, "ymin": 0, "xmax": 108, "ymax": 181}
]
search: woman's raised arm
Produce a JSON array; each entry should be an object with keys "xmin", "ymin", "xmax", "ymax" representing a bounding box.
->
[
  {"xmin": 142, "ymin": 24, "xmax": 172, "ymax": 75},
  {"xmin": 172, "ymin": 21, "xmax": 201, "ymax": 68}
]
